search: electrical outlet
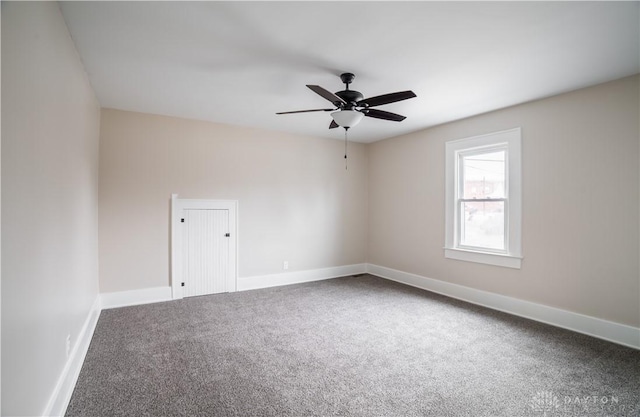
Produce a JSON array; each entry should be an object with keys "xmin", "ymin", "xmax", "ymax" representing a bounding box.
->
[
  {"xmin": 65, "ymin": 334, "xmax": 71, "ymax": 358},
  {"xmin": 283, "ymin": 261, "xmax": 289, "ymax": 270}
]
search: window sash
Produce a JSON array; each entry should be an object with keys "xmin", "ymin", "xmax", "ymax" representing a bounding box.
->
[
  {"xmin": 457, "ymin": 198, "xmax": 508, "ymax": 254},
  {"xmin": 455, "ymin": 145, "xmax": 509, "ymax": 254}
]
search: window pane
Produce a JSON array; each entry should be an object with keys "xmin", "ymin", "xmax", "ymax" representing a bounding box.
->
[
  {"xmin": 460, "ymin": 201, "xmax": 505, "ymax": 251},
  {"xmin": 462, "ymin": 150, "xmax": 506, "ymax": 199}
]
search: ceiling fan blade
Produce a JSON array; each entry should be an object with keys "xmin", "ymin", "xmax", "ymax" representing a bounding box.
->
[
  {"xmin": 364, "ymin": 108, "xmax": 406, "ymax": 122},
  {"xmin": 276, "ymin": 108, "xmax": 334, "ymax": 115},
  {"xmin": 358, "ymin": 90, "xmax": 416, "ymax": 107},
  {"xmin": 329, "ymin": 120, "xmax": 339, "ymax": 129},
  {"xmin": 307, "ymin": 85, "xmax": 347, "ymax": 106}
]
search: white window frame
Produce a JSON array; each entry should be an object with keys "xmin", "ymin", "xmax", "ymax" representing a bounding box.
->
[{"xmin": 444, "ymin": 128, "xmax": 522, "ymax": 269}]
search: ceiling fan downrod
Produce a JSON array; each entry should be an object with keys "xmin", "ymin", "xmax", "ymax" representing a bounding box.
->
[{"xmin": 340, "ymin": 72, "xmax": 355, "ymax": 90}]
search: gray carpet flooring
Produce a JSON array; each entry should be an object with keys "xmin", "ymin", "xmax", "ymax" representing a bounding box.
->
[{"xmin": 66, "ymin": 275, "xmax": 640, "ymax": 417}]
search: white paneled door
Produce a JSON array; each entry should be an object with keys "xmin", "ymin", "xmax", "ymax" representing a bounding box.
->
[
  {"xmin": 171, "ymin": 197, "xmax": 237, "ymax": 299},
  {"xmin": 183, "ymin": 209, "xmax": 230, "ymax": 297}
]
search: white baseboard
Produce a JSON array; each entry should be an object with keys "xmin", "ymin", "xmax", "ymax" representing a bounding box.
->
[
  {"xmin": 367, "ymin": 264, "xmax": 640, "ymax": 350},
  {"xmin": 100, "ymin": 264, "xmax": 368, "ymax": 308},
  {"xmin": 100, "ymin": 286, "xmax": 172, "ymax": 309},
  {"xmin": 43, "ymin": 296, "xmax": 101, "ymax": 417},
  {"xmin": 238, "ymin": 263, "xmax": 367, "ymax": 291}
]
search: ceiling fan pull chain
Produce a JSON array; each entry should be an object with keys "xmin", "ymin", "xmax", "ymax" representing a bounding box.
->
[{"xmin": 344, "ymin": 127, "xmax": 348, "ymax": 170}]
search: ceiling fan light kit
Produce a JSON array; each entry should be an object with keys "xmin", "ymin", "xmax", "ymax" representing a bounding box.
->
[{"xmin": 331, "ymin": 110, "xmax": 364, "ymax": 128}]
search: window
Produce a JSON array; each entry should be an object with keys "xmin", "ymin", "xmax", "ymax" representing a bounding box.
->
[{"xmin": 445, "ymin": 128, "xmax": 522, "ymax": 268}]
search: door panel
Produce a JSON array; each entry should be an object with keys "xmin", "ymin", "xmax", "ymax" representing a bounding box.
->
[{"xmin": 183, "ymin": 209, "xmax": 229, "ymax": 297}]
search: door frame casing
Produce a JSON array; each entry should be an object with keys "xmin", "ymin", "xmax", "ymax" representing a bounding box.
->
[{"xmin": 171, "ymin": 194, "xmax": 238, "ymax": 299}]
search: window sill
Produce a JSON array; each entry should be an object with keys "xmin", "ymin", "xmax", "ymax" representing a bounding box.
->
[{"xmin": 444, "ymin": 247, "xmax": 522, "ymax": 269}]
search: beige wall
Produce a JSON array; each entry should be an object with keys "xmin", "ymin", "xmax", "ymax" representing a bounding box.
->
[
  {"xmin": 369, "ymin": 75, "xmax": 640, "ymax": 327},
  {"xmin": 99, "ymin": 109, "xmax": 368, "ymax": 293},
  {"xmin": 1, "ymin": 2, "xmax": 101, "ymax": 415}
]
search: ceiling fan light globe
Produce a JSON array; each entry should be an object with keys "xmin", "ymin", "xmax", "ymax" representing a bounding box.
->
[{"xmin": 331, "ymin": 110, "xmax": 364, "ymax": 128}]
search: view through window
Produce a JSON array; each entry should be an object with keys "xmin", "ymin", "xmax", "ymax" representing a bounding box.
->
[{"xmin": 459, "ymin": 148, "xmax": 507, "ymax": 252}]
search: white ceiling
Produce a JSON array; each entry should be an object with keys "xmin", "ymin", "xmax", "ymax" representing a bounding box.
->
[{"xmin": 60, "ymin": 1, "xmax": 639, "ymax": 143}]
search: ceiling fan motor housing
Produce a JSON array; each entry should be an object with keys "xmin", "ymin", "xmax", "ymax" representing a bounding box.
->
[{"xmin": 335, "ymin": 90, "xmax": 364, "ymax": 109}]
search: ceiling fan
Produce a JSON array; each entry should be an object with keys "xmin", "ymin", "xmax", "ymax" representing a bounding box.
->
[{"xmin": 276, "ymin": 73, "xmax": 416, "ymax": 129}]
